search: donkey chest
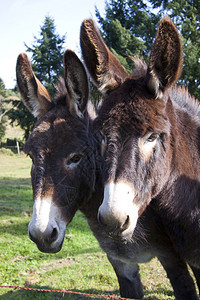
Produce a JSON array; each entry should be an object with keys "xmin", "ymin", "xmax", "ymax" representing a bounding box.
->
[
  {"xmin": 106, "ymin": 240, "xmax": 155, "ymax": 264},
  {"xmin": 114, "ymin": 251, "xmax": 154, "ymax": 265}
]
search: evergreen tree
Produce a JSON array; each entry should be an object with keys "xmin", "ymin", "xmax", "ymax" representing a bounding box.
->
[
  {"xmin": 95, "ymin": 0, "xmax": 160, "ymax": 71},
  {"xmin": 96, "ymin": 0, "xmax": 200, "ymax": 100},
  {"xmin": 6, "ymin": 95, "xmax": 35, "ymax": 141},
  {"xmin": 9, "ymin": 16, "xmax": 66, "ymax": 141},
  {"xmin": 165, "ymin": 1, "xmax": 200, "ymax": 100},
  {"xmin": 25, "ymin": 16, "xmax": 66, "ymax": 96},
  {"xmin": 7, "ymin": 17, "xmax": 65, "ymax": 140},
  {"xmin": 0, "ymin": 78, "xmax": 7, "ymax": 142},
  {"xmin": 0, "ymin": 78, "xmax": 7, "ymax": 98}
]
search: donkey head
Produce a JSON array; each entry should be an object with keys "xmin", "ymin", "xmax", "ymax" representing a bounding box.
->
[
  {"xmin": 17, "ymin": 50, "xmax": 96, "ymax": 252},
  {"xmin": 80, "ymin": 17, "xmax": 182, "ymax": 242}
]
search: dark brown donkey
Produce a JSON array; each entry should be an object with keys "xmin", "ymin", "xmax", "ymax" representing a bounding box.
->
[
  {"xmin": 80, "ymin": 17, "xmax": 200, "ymax": 299},
  {"xmin": 17, "ymin": 50, "xmax": 149, "ymax": 299}
]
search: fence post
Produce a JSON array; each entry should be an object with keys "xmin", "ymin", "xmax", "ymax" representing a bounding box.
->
[{"xmin": 16, "ymin": 141, "xmax": 20, "ymax": 155}]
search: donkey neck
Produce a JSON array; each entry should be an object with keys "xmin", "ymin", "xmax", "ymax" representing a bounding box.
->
[
  {"xmin": 169, "ymin": 93, "xmax": 200, "ymax": 180},
  {"xmin": 154, "ymin": 92, "xmax": 200, "ymax": 219}
]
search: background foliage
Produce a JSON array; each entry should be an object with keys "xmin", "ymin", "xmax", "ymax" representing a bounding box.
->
[
  {"xmin": 96, "ymin": 0, "xmax": 200, "ymax": 100},
  {"xmin": 0, "ymin": 16, "xmax": 66, "ymax": 142},
  {"xmin": 0, "ymin": 79, "xmax": 7, "ymax": 142},
  {"xmin": 25, "ymin": 16, "xmax": 66, "ymax": 97},
  {"xmin": 1, "ymin": 1, "xmax": 200, "ymax": 140}
]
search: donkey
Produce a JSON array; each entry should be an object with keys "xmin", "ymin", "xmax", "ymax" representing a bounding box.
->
[
  {"xmin": 17, "ymin": 50, "xmax": 150, "ymax": 299},
  {"xmin": 80, "ymin": 17, "xmax": 200, "ymax": 299},
  {"xmin": 17, "ymin": 46, "xmax": 200, "ymax": 299}
]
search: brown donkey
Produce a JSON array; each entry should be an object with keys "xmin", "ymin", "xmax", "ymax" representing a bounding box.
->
[
  {"xmin": 80, "ymin": 17, "xmax": 200, "ymax": 299},
  {"xmin": 17, "ymin": 51, "xmax": 149, "ymax": 298},
  {"xmin": 16, "ymin": 50, "xmax": 101, "ymax": 253}
]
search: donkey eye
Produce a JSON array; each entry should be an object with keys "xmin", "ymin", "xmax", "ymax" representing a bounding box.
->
[
  {"xmin": 145, "ymin": 133, "xmax": 158, "ymax": 143},
  {"xmin": 66, "ymin": 153, "xmax": 82, "ymax": 165}
]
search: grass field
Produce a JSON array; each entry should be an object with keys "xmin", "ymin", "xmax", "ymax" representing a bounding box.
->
[
  {"xmin": 0, "ymin": 151, "xmax": 176, "ymax": 299},
  {"xmin": 4, "ymin": 123, "xmax": 24, "ymax": 142}
]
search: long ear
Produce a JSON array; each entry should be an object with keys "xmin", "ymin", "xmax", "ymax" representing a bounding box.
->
[
  {"xmin": 16, "ymin": 53, "xmax": 53, "ymax": 119},
  {"xmin": 80, "ymin": 19, "xmax": 129, "ymax": 94},
  {"xmin": 147, "ymin": 17, "xmax": 182, "ymax": 99},
  {"xmin": 64, "ymin": 50, "xmax": 89, "ymax": 118}
]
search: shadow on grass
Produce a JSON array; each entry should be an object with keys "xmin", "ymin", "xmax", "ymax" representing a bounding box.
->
[
  {"xmin": 0, "ymin": 220, "xmax": 29, "ymax": 236},
  {"xmin": 0, "ymin": 286, "xmax": 119, "ymax": 300},
  {"xmin": 0, "ymin": 217, "xmax": 95, "ymax": 239},
  {"xmin": 0, "ymin": 177, "xmax": 32, "ymax": 217},
  {"xmin": 144, "ymin": 287, "xmax": 174, "ymax": 300},
  {"xmin": 0, "ymin": 177, "xmax": 31, "ymax": 187},
  {"xmin": 0, "ymin": 284, "xmax": 175, "ymax": 300}
]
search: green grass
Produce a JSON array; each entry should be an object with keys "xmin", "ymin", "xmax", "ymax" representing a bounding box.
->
[
  {"xmin": 0, "ymin": 153, "xmax": 176, "ymax": 299},
  {"xmin": 4, "ymin": 123, "xmax": 24, "ymax": 142}
]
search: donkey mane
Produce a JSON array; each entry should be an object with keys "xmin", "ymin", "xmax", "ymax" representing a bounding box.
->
[
  {"xmin": 169, "ymin": 86, "xmax": 200, "ymax": 120},
  {"xmin": 130, "ymin": 57, "xmax": 148, "ymax": 80},
  {"xmin": 130, "ymin": 57, "xmax": 200, "ymax": 122},
  {"xmin": 54, "ymin": 76, "xmax": 68, "ymax": 100}
]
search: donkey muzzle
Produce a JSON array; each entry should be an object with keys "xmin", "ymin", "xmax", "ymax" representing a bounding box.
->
[
  {"xmin": 98, "ymin": 181, "xmax": 139, "ymax": 241},
  {"xmin": 28, "ymin": 197, "xmax": 66, "ymax": 253}
]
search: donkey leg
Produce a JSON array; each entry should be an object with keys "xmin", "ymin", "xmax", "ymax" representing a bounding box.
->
[
  {"xmin": 107, "ymin": 255, "xmax": 144, "ymax": 299},
  {"xmin": 190, "ymin": 265, "xmax": 200, "ymax": 295},
  {"xmin": 158, "ymin": 256, "xmax": 198, "ymax": 300}
]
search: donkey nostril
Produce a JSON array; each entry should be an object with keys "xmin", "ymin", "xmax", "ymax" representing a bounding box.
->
[
  {"xmin": 121, "ymin": 215, "xmax": 130, "ymax": 231},
  {"xmin": 50, "ymin": 227, "xmax": 58, "ymax": 242}
]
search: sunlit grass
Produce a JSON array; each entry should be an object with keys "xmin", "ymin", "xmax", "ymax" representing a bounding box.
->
[{"xmin": 4, "ymin": 123, "xmax": 24, "ymax": 142}]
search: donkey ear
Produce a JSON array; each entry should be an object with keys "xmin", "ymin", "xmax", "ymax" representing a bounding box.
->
[
  {"xmin": 80, "ymin": 19, "xmax": 129, "ymax": 94},
  {"xmin": 64, "ymin": 50, "xmax": 89, "ymax": 118},
  {"xmin": 147, "ymin": 17, "xmax": 182, "ymax": 99},
  {"xmin": 16, "ymin": 53, "xmax": 53, "ymax": 119}
]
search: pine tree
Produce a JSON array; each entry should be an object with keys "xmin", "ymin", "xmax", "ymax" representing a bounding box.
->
[
  {"xmin": 96, "ymin": 0, "xmax": 200, "ymax": 100},
  {"xmin": 95, "ymin": 0, "xmax": 160, "ymax": 71},
  {"xmin": 0, "ymin": 78, "xmax": 7, "ymax": 142},
  {"xmin": 25, "ymin": 16, "xmax": 66, "ymax": 96},
  {"xmin": 149, "ymin": 0, "xmax": 200, "ymax": 99},
  {"xmin": 0, "ymin": 78, "xmax": 7, "ymax": 98},
  {"xmin": 167, "ymin": 0, "xmax": 200, "ymax": 100},
  {"xmin": 8, "ymin": 16, "xmax": 66, "ymax": 141},
  {"xmin": 7, "ymin": 97, "xmax": 35, "ymax": 141}
]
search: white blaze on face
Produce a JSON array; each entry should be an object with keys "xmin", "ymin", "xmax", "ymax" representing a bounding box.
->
[
  {"xmin": 30, "ymin": 197, "xmax": 54, "ymax": 233},
  {"xmin": 99, "ymin": 180, "xmax": 139, "ymax": 238},
  {"xmin": 28, "ymin": 197, "xmax": 66, "ymax": 245}
]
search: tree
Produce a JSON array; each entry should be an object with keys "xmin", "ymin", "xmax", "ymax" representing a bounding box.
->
[
  {"xmin": 0, "ymin": 96, "xmax": 6, "ymax": 143},
  {"xmin": 95, "ymin": 0, "xmax": 160, "ymax": 71},
  {"xmin": 0, "ymin": 78, "xmax": 7, "ymax": 142},
  {"xmin": 6, "ymin": 93, "xmax": 35, "ymax": 141},
  {"xmin": 8, "ymin": 16, "xmax": 66, "ymax": 141},
  {"xmin": 148, "ymin": 0, "xmax": 200, "ymax": 99},
  {"xmin": 0, "ymin": 78, "xmax": 7, "ymax": 98},
  {"xmin": 96, "ymin": 0, "xmax": 200, "ymax": 100},
  {"xmin": 168, "ymin": 1, "xmax": 200, "ymax": 100},
  {"xmin": 25, "ymin": 16, "xmax": 66, "ymax": 96}
]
